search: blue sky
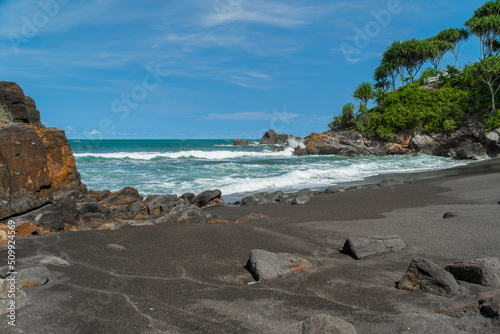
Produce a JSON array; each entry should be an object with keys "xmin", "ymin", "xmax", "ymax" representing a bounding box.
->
[{"xmin": 0, "ymin": 0, "xmax": 486, "ymax": 139}]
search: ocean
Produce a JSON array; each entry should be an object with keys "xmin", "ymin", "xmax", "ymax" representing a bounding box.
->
[{"xmin": 70, "ymin": 139, "xmax": 469, "ymax": 202}]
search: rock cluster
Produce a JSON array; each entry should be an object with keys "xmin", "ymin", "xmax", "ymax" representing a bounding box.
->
[
  {"xmin": 233, "ymin": 139, "xmax": 255, "ymax": 146},
  {"xmin": 290, "ymin": 116, "xmax": 500, "ymax": 159},
  {"xmin": 240, "ymin": 189, "xmax": 317, "ymax": 206},
  {"xmin": 0, "ymin": 81, "xmax": 226, "ymax": 237}
]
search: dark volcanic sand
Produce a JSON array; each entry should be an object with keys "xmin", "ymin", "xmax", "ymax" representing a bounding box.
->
[{"xmin": 2, "ymin": 159, "xmax": 500, "ymax": 334}]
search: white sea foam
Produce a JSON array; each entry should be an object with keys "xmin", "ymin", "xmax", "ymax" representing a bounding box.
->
[{"xmin": 74, "ymin": 149, "xmax": 293, "ymax": 160}]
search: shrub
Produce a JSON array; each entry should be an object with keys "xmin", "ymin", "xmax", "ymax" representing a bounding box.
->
[
  {"xmin": 359, "ymin": 84, "xmax": 471, "ymax": 141},
  {"xmin": 485, "ymin": 111, "xmax": 500, "ymax": 131}
]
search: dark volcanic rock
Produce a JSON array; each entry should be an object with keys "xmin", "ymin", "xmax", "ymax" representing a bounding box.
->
[
  {"xmin": 342, "ymin": 235, "xmax": 407, "ymax": 260},
  {"xmin": 180, "ymin": 193, "xmax": 195, "ymax": 203},
  {"xmin": 397, "ymin": 258, "xmax": 459, "ymax": 297},
  {"xmin": 299, "ymin": 314, "xmax": 358, "ymax": 334},
  {"xmin": 102, "ymin": 187, "xmax": 146, "ymax": 219},
  {"xmin": 284, "ymin": 188, "xmax": 315, "ymax": 205},
  {"xmin": 17, "ymin": 267, "xmax": 50, "ymax": 287},
  {"xmin": 233, "ymin": 139, "xmax": 254, "ymax": 146},
  {"xmin": 443, "ymin": 212, "xmax": 458, "ymax": 219},
  {"xmin": 144, "ymin": 194, "xmax": 178, "ymax": 215},
  {"xmin": 260, "ymin": 129, "xmax": 301, "ymax": 146},
  {"xmin": 247, "ymin": 249, "xmax": 312, "ymax": 281},
  {"xmin": 485, "ymin": 129, "xmax": 500, "ymax": 157},
  {"xmin": 15, "ymin": 204, "xmax": 64, "ymax": 231},
  {"xmin": 241, "ymin": 191, "xmax": 284, "ymax": 206},
  {"xmin": 260, "ymin": 129, "xmax": 289, "ymax": 145},
  {"xmin": 437, "ymin": 290, "xmax": 500, "ymax": 320},
  {"xmin": 193, "ymin": 189, "xmax": 222, "ymax": 207},
  {"xmin": 0, "ymin": 81, "xmax": 33, "ymax": 124},
  {"xmin": 445, "ymin": 258, "xmax": 500, "ymax": 287}
]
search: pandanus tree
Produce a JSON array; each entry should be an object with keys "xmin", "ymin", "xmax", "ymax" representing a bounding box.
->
[
  {"xmin": 425, "ymin": 38, "xmax": 453, "ymax": 72},
  {"xmin": 465, "ymin": 0, "xmax": 500, "ymax": 59},
  {"xmin": 435, "ymin": 28, "xmax": 470, "ymax": 67},
  {"xmin": 469, "ymin": 55, "xmax": 500, "ymax": 115}
]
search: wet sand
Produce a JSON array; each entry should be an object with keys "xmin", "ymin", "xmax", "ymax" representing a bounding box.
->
[{"xmin": 2, "ymin": 159, "xmax": 500, "ymax": 334}]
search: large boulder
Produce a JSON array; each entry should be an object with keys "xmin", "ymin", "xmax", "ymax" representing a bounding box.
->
[
  {"xmin": 247, "ymin": 249, "xmax": 312, "ymax": 281},
  {"xmin": 485, "ymin": 129, "xmax": 500, "ymax": 157},
  {"xmin": 445, "ymin": 258, "xmax": 500, "ymax": 287},
  {"xmin": 102, "ymin": 187, "xmax": 147, "ymax": 219},
  {"xmin": 341, "ymin": 235, "xmax": 407, "ymax": 260},
  {"xmin": 397, "ymin": 258, "xmax": 459, "ymax": 297},
  {"xmin": 144, "ymin": 194, "xmax": 178, "ymax": 215},
  {"xmin": 0, "ymin": 81, "xmax": 39, "ymax": 124},
  {"xmin": 301, "ymin": 131, "xmax": 385, "ymax": 157},
  {"xmin": 260, "ymin": 130, "xmax": 301, "ymax": 146},
  {"xmin": 192, "ymin": 189, "xmax": 222, "ymax": 207},
  {"xmin": 0, "ymin": 123, "xmax": 53, "ymax": 219}
]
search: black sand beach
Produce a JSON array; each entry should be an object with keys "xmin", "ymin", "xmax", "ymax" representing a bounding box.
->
[{"xmin": 2, "ymin": 159, "xmax": 500, "ymax": 334}]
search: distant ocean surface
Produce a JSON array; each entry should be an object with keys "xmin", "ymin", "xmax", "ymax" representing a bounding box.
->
[{"xmin": 70, "ymin": 139, "xmax": 469, "ymax": 202}]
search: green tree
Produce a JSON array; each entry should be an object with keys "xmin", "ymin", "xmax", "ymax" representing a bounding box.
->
[
  {"xmin": 425, "ymin": 38, "xmax": 453, "ymax": 72},
  {"xmin": 465, "ymin": 1, "xmax": 500, "ymax": 59},
  {"xmin": 352, "ymin": 82, "xmax": 374, "ymax": 107},
  {"xmin": 341, "ymin": 103, "xmax": 355, "ymax": 124},
  {"xmin": 469, "ymin": 55, "xmax": 500, "ymax": 115},
  {"xmin": 435, "ymin": 28, "xmax": 470, "ymax": 67}
]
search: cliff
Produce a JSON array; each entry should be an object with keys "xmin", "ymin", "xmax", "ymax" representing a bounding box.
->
[
  {"xmin": 287, "ymin": 116, "xmax": 500, "ymax": 159},
  {"xmin": 0, "ymin": 82, "xmax": 224, "ymax": 237}
]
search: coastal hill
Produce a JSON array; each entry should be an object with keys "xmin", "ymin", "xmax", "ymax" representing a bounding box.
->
[{"xmin": 259, "ymin": 118, "xmax": 500, "ymax": 159}]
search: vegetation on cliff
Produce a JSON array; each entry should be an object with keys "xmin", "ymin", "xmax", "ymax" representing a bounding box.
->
[{"xmin": 330, "ymin": 0, "xmax": 500, "ymax": 141}]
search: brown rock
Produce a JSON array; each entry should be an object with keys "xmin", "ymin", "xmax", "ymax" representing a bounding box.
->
[
  {"xmin": 32, "ymin": 126, "xmax": 83, "ymax": 195},
  {"xmin": 0, "ymin": 123, "xmax": 53, "ymax": 219},
  {"xmin": 397, "ymin": 258, "xmax": 459, "ymax": 297}
]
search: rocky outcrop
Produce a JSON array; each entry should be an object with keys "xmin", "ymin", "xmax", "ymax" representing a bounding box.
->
[
  {"xmin": 260, "ymin": 129, "xmax": 302, "ymax": 146},
  {"xmin": 233, "ymin": 139, "xmax": 255, "ymax": 146},
  {"xmin": 240, "ymin": 189, "xmax": 316, "ymax": 206},
  {"xmin": 296, "ymin": 116, "xmax": 500, "ymax": 160},
  {"xmin": 0, "ymin": 81, "xmax": 41, "ymax": 125},
  {"xmin": 0, "ymin": 82, "xmax": 222, "ymax": 236}
]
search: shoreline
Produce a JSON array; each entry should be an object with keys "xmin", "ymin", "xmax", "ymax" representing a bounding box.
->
[{"xmin": 3, "ymin": 154, "xmax": 499, "ymax": 333}]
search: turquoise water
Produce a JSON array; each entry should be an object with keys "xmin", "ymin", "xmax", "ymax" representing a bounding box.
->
[{"xmin": 70, "ymin": 139, "xmax": 468, "ymax": 202}]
